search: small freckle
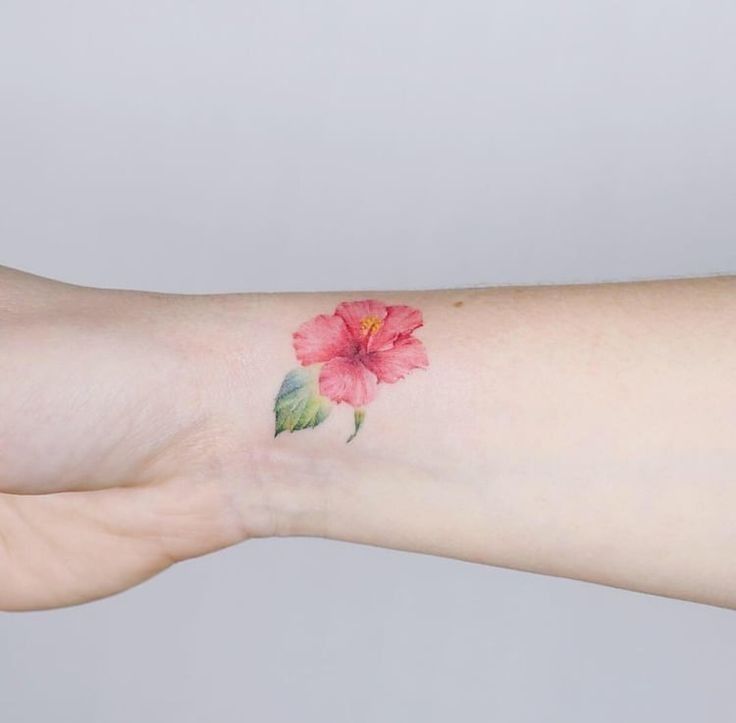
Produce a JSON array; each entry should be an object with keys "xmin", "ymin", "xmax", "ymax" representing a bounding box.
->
[{"xmin": 453, "ymin": 300, "xmax": 464, "ymax": 308}]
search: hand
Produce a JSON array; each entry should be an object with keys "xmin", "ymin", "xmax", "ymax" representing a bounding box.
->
[{"xmin": 0, "ymin": 268, "xmax": 284, "ymax": 610}]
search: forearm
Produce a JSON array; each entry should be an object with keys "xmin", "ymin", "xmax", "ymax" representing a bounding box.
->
[
  {"xmin": 2, "ymin": 270, "xmax": 735, "ymax": 610},
  {"xmin": 188, "ymin": 277, "xmax": 736, "ymax": 607}
]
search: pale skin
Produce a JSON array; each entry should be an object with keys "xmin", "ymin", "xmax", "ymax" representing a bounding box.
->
[{"xmin": 1, "ymin": 265, "xmax": 735, "ymax": 611}]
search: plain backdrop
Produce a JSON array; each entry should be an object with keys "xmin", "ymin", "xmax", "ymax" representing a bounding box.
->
[{"xmin": 1, "ymin": 1, "xmax": 736, "ymax": 721}]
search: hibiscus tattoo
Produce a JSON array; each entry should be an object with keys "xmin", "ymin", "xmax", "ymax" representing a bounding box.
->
[{"xmin": 274, "ymin": 300, "xmax": 429, "ymax": 442}]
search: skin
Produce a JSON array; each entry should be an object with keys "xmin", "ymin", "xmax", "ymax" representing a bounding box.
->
[{"xmin": 1, "ymin": 265, "xmax": 735, "ymax": 611}]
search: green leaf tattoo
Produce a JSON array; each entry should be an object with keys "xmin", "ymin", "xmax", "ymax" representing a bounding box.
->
[{"xmin": 274, "ymin": 366, "xmax": 332, "ymax": 436}]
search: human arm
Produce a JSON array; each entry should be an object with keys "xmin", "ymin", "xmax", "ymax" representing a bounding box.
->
[{"xmin": 1, "ymin": 265, "xmax": 735, "ymax": 610}]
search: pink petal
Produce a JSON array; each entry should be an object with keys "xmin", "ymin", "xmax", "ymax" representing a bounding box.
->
[
  {"xmin": 334, "ymin": 300, "xmax": 387, "ymax": 340},
  {"xmin": 319, "ymin": 357, "xmax": 378, "ymax": 407},
  {"xmin": 369, "ymin": 304, "xmax": 424, "ymax": 352},
  {"xmin": 293, "ymin": 314, "xmax": 354, "ymax": 365},
  {"xmin": 363, "ymin": 337, "xmax": 429, "ymax": 383}
]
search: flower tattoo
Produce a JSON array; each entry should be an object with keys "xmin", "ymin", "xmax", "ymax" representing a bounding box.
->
[{"xmin": 274, "ymin": 300, "xmax": 429, "ymax": 442}]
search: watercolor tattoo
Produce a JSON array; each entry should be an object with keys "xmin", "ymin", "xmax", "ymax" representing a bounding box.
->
[{"xmin": 274, "ymin": 300, "xmax": 428, "ymax": 442}]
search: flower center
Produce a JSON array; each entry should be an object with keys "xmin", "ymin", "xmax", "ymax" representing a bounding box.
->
[{"xmin": 360, "ymin": 315, "xmax": 383, "ymax": 336}]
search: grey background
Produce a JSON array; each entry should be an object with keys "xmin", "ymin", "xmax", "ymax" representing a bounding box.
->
[{"xmin": 1, "ymin": 1, "xmax": 735, "ymax": 721}]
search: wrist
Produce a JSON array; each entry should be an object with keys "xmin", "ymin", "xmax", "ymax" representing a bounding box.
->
[
  {"xmin": 164, "ymin": 292, "xmax": 337, "ymax": 542},
  {"xmin": 183, "ymin": 291, "xmax": 450, "ymax": 547}
]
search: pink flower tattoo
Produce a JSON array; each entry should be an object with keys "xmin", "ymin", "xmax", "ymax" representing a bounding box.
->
[{"xmin": 274, "ymin": 300, "xmax": 428, "ymax": 442}]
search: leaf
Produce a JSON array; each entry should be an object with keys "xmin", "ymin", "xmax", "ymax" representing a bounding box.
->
[
  {"xmin": 274, "ymin": 366, "xmax": 332, "ymax": 436},
  {"xmin": 346, "ymin": 408, "xmax": 365, "ymax": 443}
]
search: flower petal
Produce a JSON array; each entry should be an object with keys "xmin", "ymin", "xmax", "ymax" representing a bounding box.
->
[
  {"xmin": 363, "ymin": 337, "xmax": 428, "ymax": 383},
  {"xmin": 319, "ymin": 357, "xmax": 378, "ymax": 407},
  {"xmin": 369, "ymin": 304, "xmax": 424, "ymax": 351},
  {"xmin": 293, "ymin": 314, "xmax": 354, "ymax": 365},
  {"xmin": 334, "ymin": 300, "xmax": 388, "ymax": 340}
]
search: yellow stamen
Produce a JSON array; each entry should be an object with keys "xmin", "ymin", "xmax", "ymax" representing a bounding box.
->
[{"xmin": 360, "ymin": 315, "xmax": 383, "ymax": 336}]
